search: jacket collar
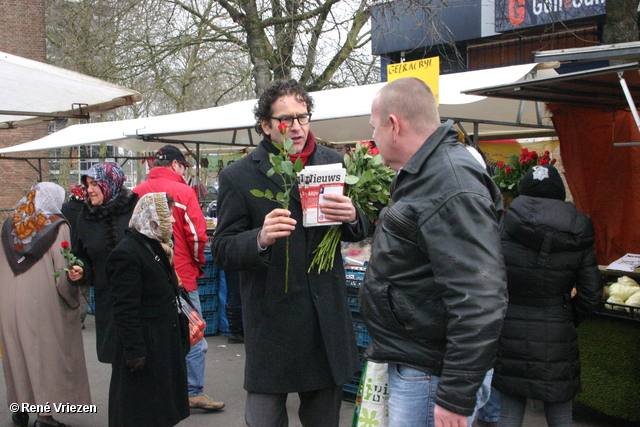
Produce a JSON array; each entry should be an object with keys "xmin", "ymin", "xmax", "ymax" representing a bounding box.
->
[
  {"xmin": 401, "ymin": 120, "xmax": 458, "ymax": 176},
  {"xmin": 148, "ymin": 165, "xmax": 188, "ymax": 184}
]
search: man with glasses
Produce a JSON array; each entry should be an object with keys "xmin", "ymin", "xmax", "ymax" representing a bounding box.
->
[{"xmin": 211, "ymin": 79, "xmax": 369, "ymax": 426}]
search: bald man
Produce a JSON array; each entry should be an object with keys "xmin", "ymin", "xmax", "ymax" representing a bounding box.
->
[{"xmin": 360, "ymin": 77, "xmax": 508, "ymax": 427}]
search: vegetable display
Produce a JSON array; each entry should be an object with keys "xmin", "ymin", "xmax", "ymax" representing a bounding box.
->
[{"xmin": 605, "ymin": 276, "xmax": 640, "ymax": 311}]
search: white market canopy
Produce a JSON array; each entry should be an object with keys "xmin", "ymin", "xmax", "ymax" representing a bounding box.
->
[
  {"xmin": 0, "ymin": 51, "xmax": 141, "ymax": 129},
  {"xmin": 0, "ymin": 63, "xmax": 556, "ymax": 156}
]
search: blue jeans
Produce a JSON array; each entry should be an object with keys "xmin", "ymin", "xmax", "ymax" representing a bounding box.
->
[
  {"xmin": 470, "ymin": 370, "xmax": 495, "ymax": 424},
  {"xmin": 186, "ymin": 290, "xmax": 208, "ymax": 396},
  {"xmin": 388, "ymin": 363, "xmax": 437, "ymax": 427},
  {"xmin": 388, "ymin": 364, "xmax": 493, "ymax": 427},
  {"xmin": 477, "ymin": 386, "xmax": 501, "ymax": 423}
]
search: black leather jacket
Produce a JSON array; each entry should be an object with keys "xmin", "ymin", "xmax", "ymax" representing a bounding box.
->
[{"xmin": 359, "ymin": 120, "xmax": 508, "ymax": 416}]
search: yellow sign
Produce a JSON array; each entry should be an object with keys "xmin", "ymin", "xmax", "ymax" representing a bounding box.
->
[{"xmin": 387, "ymin": 57, "xmax": 440, "ymax": 105}]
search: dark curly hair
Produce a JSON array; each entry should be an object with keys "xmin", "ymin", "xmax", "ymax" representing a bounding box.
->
[{"xmin": 253, "ymin": 79, "xmax": 315, "ymax": 135}]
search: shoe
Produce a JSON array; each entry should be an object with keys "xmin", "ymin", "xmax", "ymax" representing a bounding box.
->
[
  {"xmin": 189, "ymin": 394, "xmax": 225, "ymax": 411},
  {"xmin": 11, "ymin": 412, "xmax": 28, "ymax": 427},
  {"xmin": 227, "ymin": 332, "xmax": 244, "ymax": 344},
  {"xmin": 33, "ymin": 420, "xmax": 68, "ymax": 427}
]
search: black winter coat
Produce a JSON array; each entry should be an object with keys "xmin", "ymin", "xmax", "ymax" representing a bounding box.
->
[
  {"xmin": 106, "ymin": 230, "xmax": 189, "ymax": 427},
  {"xmin": 211, "ymin": 138, "xmax": 370, "ymax": 393},
  {"xmin": 359, "ymin": 121, "xmax": 508, "ymax": 416},
  {"xmin": 71, "ymin": 189, "xmax": 138, "ymax": 363},
  {"xmin": 493, "ymin": 195, "xmax": 602, "ymax": 403}
]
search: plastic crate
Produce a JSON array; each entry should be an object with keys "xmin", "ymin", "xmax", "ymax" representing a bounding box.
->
[
  {"xmin": 353, "ymin": 317, "xmax": 372, "ymax": 348},
  {"xmin": 342, "ymin": 345, "xmax": 368, "ymax": 401},
  {"xmin": 197, "ymin": 277, "xmax": 219, "ymax": 296},
  {"xmin": 344, "ymin": 266, "xmax": 366, "ymax": 281},
  {"xmin": 342, "ymin": 372, "xmax": 361, "ymax": 400},
  {"xmin": 202, "ymin": 311, "xmax": 219, "ymax": 336},
  {"xmin": 200, "ymin": 294, "xmax": 219, "ymax": 313},
  {"xmin": 201, "ymin": 261, "xmax": 218, "ymax": 279},
  {"xmin": 347, "ymin": 286, "xmax": 359, "ymax": 313}
]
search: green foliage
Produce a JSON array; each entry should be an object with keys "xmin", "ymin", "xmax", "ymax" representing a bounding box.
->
[
  {"xmin": 309, "ymin": 141, "xmax": 394, "ymax": 274},
  {"xmin": 250, "ymin": 126, "xmax": 301, "ymax": 292}
]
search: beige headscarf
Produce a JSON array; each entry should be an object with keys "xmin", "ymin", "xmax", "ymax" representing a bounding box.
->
[
  {"xmin": 2, "ymin": 182, "xmax": 67, "ymax": 275},
  {"xmin": 11, "ymin": 182, "xmax": 65, "ymax": 251},
  {"xmin": 129, "ymin": 192, "xmax": 174, "ymax": 261}
]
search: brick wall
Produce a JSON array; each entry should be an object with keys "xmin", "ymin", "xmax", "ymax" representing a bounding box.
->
[{"xmin": 0, "ymin": 0, "xmax": 50, "ymax": 212}]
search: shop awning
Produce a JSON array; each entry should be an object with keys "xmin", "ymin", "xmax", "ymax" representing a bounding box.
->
[
  {"xmin": 0, "ymin": 63, "xmax": 557, "ymax": 155},
  {"xmin": 0, "ymin": 51, "xmax": 142, "ymax": 129},
  {"xmin": 463, "ymin": 62, "xmax": 640, "ymax": 110}
]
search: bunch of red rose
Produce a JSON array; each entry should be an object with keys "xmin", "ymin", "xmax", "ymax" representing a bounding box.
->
[{"xmin": 492, "ymin": 148, "xmax": 557, "ymax": 209}]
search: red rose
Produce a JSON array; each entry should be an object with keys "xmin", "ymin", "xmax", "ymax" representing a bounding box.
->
[
  {"xmin": 370, "ymin": 147, "xmax": 379, "ymax": 155},
  {"xmin": 277, "ymin": 122, "xmax": 288, "ymax": 134},
  {"xmin": 361, "ymin": 141, "xmax": 373, "ymax": 148},
  {"xmin": 61, "ymin": 241, "xmax": 70, "ymax": 249},
  {"xmin": 505, "ymin": 166, "xmax": 512, "ymax": 174},
  {"xmin": 497, "ymin": 161, "xmax": 504, "ymax": 169}
]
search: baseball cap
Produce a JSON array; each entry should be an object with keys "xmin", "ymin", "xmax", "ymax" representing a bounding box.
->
[{"xmin": 155, "ymin": 145, "xmax": 193, "ymax": 168}]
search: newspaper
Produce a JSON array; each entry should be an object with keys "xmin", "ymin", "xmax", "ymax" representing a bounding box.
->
[
  {"xmin": 606, "ymin": 253, "xmax": 640, "ymax": 272},
  {"xmin": 297, "ymin": 163, "xmax": 346, "ymax": 227}
]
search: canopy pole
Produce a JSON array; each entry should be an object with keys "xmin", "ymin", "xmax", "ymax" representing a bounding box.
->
[{"xmin": 618, "ymin": 71, "xmax": 640, "ymax": 132}]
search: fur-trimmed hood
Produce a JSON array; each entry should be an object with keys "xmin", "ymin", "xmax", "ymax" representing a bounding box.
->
[{"xmin": 81, "ymin": 187, "xmax": 138, "ymax": 253}]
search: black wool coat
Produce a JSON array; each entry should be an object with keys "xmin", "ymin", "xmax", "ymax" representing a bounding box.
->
[
  {"xmin": 106, "ymin": 230, "xmax": 189, "ymax": 427},
  {"xmin": 211, "ymin": 139, "xmax": 370, "ymax": 393},
  {"xmin": 493, "ymin": 195, "xmax": 602, "ymax": 403},
  {"xmin": 71, "ymin": 189, "xmax": 138, "ymax": 363}
]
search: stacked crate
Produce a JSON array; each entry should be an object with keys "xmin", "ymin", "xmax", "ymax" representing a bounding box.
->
[
  {"xmin": 87, "ymin": 287, "xmax": 95, "ymax": 314},
  {"xmin": 343, "ymin": 266, "xmax": 370, "ymax": 401},
  {"xmin": 198, "ymin": 249, "xmax": 220, "ymax": 335}
]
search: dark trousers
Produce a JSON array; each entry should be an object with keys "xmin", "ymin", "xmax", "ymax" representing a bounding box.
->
[{"xmin": 245, "ymin": 384, "xmax": 343, "ymax": 427}]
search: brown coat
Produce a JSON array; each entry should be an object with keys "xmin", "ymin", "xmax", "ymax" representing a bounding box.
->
[{"xmin": 0, "ymin": 222, "xmax": 91, "ymax": 409}]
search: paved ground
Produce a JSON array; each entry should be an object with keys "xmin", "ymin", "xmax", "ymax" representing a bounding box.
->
[{"xmin": 0, "ymin": 314, "xmax": 637, "ymax": 426}]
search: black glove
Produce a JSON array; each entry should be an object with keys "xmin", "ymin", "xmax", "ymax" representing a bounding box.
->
[{"xmin": 126, "ymin": 357, "xmax": 146, "ymax": 373}]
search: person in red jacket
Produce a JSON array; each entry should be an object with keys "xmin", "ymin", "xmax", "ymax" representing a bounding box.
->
[{"xmin": 134, "ymin": 145, "xmax": 225, "ymax": 412}]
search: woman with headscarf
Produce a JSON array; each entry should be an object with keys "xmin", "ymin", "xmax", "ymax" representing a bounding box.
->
[
  {"xmin": 68, "ymin": 162, "xmax": 139, "ymax": 364},
  {"xmin": 106, "ymin": 192, "xmax": 189, "ymax": 427},
  {"xmin": 0, "ymin": 182, "xmax": 91, "ymax": 427},
  {"xmin": 492, "ymin": 165, "xmax": 602, "ymax": 427}
]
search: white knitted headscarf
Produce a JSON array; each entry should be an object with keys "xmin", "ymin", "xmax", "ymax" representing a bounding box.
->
[{"xmin": 129, "ymin": 192, "xmax": 174, "ymax": 261}]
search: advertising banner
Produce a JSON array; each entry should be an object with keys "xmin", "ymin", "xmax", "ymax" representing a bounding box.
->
[{"xmin": 495, "ymin": 0, "xmax": 605, "ymax": 32}]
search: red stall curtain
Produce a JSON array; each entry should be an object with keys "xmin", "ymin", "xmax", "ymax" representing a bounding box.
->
[{"xmin": 548, "ymin": 103, "xmax": 640, "ymax": 265}]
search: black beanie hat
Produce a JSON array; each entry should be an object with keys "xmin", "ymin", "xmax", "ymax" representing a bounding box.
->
[{"xmin": 519, "ymin": 165, "xmax": 566, "ymax": 201}]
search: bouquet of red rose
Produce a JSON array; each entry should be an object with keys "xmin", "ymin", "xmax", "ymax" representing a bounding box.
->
[
  {"xmin": 492, "ymin": 148, "xmax": 556, "ymax": 209},
  {"xmin": 54, "ymin": 241, "xmax": 84, "ymax": 278},
  {"xmin": 308, "ymin": 141, "xmax": 394, "ymax": 273}
]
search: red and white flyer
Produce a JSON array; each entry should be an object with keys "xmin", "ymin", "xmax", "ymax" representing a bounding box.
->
[{"xmin": 297, "ymin": 163, "xmax": 346, "ymax": 227}]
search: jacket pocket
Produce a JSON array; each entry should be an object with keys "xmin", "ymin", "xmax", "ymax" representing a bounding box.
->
[{"xmin": 382, "ymin": 206, "xmax": 417, "ymax": 244}]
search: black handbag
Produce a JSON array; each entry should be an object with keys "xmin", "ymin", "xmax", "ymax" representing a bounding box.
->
[{"xmin": 134, "ymin": 233, "xmax": 191, "ymax": 357}]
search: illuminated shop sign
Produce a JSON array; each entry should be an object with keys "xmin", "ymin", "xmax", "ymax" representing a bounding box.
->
[{"xmin": 495, "ymin": 0, "xmax": 605, "ymax": 32}]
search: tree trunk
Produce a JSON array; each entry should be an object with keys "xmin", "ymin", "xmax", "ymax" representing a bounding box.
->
[{"xmin": 602, "ymin": 0, "xmax": 639, "ymax": 45}]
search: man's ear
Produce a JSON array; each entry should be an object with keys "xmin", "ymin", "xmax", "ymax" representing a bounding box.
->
[
  {"xmin": 389, "ymin": 114, "xmax": 400, "ymax": 144},
  {"xmin": 261, "ymin": 120, "xmax": 272, "ymax": 136}
]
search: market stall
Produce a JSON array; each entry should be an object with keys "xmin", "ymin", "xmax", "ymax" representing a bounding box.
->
[{"xmin": 465, "ymin": 47, "xmax": 640, "ymax": 422}]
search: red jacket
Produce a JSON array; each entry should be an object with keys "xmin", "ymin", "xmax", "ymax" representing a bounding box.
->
[{"xmin": 134, "ymin": 167, "xmax": 207, "ymax": 291}]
